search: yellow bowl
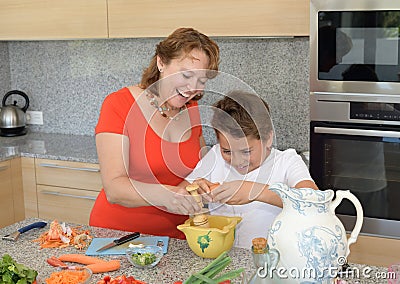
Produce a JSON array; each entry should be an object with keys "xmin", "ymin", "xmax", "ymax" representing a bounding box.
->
[{"xmin": 177, "ymin": 215, "xmax": 242, "ymax": 258}]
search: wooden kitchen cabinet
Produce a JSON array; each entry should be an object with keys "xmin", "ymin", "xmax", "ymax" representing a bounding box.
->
[
  {"xmin": 0, "ymin": 158, "xmax": 24, "ymax": 228},
  {"xmin": 0, "ymin": 0, "xmax": 108, "ymax": 40},
  {"xmin": 347, "ymin": 234, "xmax": 400, "ymax": 267},
  {"xmin": 0, "ymin": 160, "xmax": 14, "ymax": 228},
  {"xmin": 108, "ymin": 0, "xmax": 309, "ymax": 37},
  {"xmin": 10, "ymin": 158, "xmax": 24, "ymax": 222},
  {"xmin": 34, "ymin": 158, "xmax": 102, "ymax": 225},
  {"xmin": 21, "ymin": 157, "xmax": 39, "ymax": 218},
  {"xmin": 0, "ymin": 0, "xmax": 308, "ymax": 40}
]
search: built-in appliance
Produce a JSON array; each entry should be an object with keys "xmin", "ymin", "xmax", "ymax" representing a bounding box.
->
[{"xmin": 310, "ymin": 0, "xmax": 400, "ymax": 239}]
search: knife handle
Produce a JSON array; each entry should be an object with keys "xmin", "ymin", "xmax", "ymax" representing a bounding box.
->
[
  {"xmin": 114, "ymin": 232, "xmax": 140, "ymax": 245},
  {"xmin": 18, "ymin": 222, "xmax": 47, "ymax": 233}
]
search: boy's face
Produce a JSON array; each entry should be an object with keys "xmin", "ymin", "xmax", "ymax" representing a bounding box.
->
[{"xmin": 218, "ymin": 132, "xmax": 273, "ymax": 175}]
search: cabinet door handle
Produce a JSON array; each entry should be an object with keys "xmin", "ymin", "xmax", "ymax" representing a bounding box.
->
[
  {"xmin": 40, "ymin": 190, "xmax": 97, "ymax": 200},
  {"xmin": 0, "ymin": 165, "xmax": 9, "ymax": 172},
  {"xmin": 39, "ymin": 163, "xmax": 100, "ymax": 172}
]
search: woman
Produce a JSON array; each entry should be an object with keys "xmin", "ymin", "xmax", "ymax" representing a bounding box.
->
[{"xmin": 90, "ymin": 27, "xmax": 220, "ymax": 238}]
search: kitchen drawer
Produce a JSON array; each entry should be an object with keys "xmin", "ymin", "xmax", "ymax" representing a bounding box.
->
[
  {"xmin": 0, "ymin": 160, "xmax": 14, "ymax": 228},
  {"xmin": 37, "ymin": 185, "xmax": 98, "ymax": 225},
  {"xmin": 36, "ymin": 159, "xmax": 102, "ymax": 191}
]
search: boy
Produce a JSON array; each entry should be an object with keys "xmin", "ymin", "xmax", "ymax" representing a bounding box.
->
[{"xmin": 183, "ymin": 90, "xmax": 317, "ymax": 249}]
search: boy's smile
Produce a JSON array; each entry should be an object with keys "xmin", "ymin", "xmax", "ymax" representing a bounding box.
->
[{"xmin": 218, "ymin": 132, "xmax": 272, "ymax": 175}]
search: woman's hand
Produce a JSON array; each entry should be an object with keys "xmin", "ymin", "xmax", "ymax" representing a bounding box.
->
[{"xmin": 139, "ymin": 185, "xmax": 203, "ymax": 215}]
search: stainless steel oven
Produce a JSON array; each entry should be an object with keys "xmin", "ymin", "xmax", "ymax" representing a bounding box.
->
[
  {"xmin": 310, "ymin": 0, "xmax": 400, "ymax": 239},
  {"xmin": 310, "ymin": 94, "xmax": 400, "ymax": 239}
]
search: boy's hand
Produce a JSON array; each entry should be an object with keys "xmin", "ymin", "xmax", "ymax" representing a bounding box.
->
[{"xmin": 211, "ymin": 181, "xmax": 264, "ymax": 205}]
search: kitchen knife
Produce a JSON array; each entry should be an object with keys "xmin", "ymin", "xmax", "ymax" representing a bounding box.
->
[
  {"xmin": 96, "ymin": 232, "xmax": 140, "ymax": 252},
  {"xmin": 2, "ymin": 221, "xmax": 47, "ymax": 241}
]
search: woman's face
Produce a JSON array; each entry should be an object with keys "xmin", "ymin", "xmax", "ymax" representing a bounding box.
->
[
  {"xmin": 217, "ymin": 132, "xmax": 273, "ymax": 175},
  {"xmin": 157, "ymin": 48, "xmax": 210, "ymax": 108}
]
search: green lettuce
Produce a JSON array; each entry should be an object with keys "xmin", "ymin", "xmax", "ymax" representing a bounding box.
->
[{"xmin": 0, "ymin": 254, "xmax": 37, "ymax": 284}]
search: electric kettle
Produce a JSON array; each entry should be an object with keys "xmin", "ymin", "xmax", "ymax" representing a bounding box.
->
[{"xmin": 0, "ymin": 90, "xmax": 30, "ymax": 137}]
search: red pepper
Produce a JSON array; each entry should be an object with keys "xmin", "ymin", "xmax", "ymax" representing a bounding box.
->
[
  {"xmin": 218, "ymin": 281, "xmax": 231, "ymax": 284},
  {"xmin": 97, "ymin": 275, "xmax": 147, "ymax": 284}
]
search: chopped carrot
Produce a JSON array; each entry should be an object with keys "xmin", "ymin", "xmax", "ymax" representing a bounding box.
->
[
  {"xmin": 33, "ymin": 220, "xmax": 92, "ymax": 250},
  {"xmin": 45, "ymin": 269, "xmax": 90, "ymax": 284},
  {"xmin": 86, "ymin": 260, "xmax": 121, "ymax": 274}
]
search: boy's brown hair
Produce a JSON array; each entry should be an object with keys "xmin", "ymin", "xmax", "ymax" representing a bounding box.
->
[{"xmin": 211, "ymin": 90, "xmax": 273, "ymax": 141}]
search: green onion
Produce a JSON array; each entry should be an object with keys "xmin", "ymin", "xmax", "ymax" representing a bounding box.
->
[{"xmin": 183, "ymin": 251, "xmax": 244, "ymax": 284}]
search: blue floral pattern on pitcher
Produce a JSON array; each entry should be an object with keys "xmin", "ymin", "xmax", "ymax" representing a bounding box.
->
[
  {"xmin": 272, "ymin": 183, "xmax": 332, "ymax": 215},
  {"xmin": 297, "ymin": 225, "xmax": 346, "ymax": 280},
  {"xmin": 267, "ymin": 183, "xmax": 364, "ymax": 283}
]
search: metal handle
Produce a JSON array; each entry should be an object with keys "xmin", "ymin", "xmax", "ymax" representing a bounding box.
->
[
  {"xmin": 41, "ymin": 190, "xmax": 97, "ymax": 200},
  {"xmin": 0, "ymin": 165, "xmax": 9, "ymax": 171},
  {"xmin": 39, "ymin": 163, "xmax": 100, "ymax": 172},
  {"xmin": 314, "ymin": 126, "xmax": 400, "ymax": 138}
]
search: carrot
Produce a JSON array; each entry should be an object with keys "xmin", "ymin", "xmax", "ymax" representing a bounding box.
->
[
  {"xmin": 209, "ymin": 183, "xmax": 220, "ymax": 191},
  {"xmin": 45, "ymin": 269, "xmax": 90, "ymax": 284},
  {"xmin": 86, "ymin": 260, "xmax": 121, "ymax": 274},
  {"xmin": 58, "ymin": 254, "xmax": 106, "ymax": 265},
  {"xmin": 47, "ymin": 256, "xmax": 67, "ymax": 268}
]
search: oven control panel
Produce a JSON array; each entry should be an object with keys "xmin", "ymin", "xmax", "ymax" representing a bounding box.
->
[{"xmin": 350, "ymin": 102, "xmax": 400, "ymax": 121}]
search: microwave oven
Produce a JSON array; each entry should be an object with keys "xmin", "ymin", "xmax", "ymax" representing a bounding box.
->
[
  {"xmin": 309, "ymin": 0, "xmax": 400, "ymax": 239},
  {"xmin": 310, "ymin": 0, "xmax": 400, "ymax": 95}
]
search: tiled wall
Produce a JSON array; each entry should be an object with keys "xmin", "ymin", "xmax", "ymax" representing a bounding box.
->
[{"xmin": 2, "ymin": 37, "xmax": 310, "ymax": 151}]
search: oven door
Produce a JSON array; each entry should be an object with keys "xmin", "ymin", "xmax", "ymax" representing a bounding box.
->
[{"xmin": 310, "ymin": 121, "xmax": 400, "ymax": 238}]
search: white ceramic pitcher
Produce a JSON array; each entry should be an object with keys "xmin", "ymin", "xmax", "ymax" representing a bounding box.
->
[{"xmin": 267, "ymin": 183, "xmax": 363, "ymax": 283}]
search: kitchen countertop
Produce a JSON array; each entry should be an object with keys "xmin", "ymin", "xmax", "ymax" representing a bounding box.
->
[
  {"xmin": 0, "ymin": 218, "xmax": 392, "ymax": 284},
  {"xmin": 0, "ymin": 132, "xmax": 98, "ymax": 163}
]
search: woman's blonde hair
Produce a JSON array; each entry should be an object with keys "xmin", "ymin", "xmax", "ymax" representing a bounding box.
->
[{"xmin": 140, "ymin": 27, "xmax": 220, "ymax": 100}]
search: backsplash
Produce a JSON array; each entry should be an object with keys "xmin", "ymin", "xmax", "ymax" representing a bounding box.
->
[
  {"xmin": 2, "ymin": 37, "xmax": 310, "ymax": 151},
  {"xmin": 0, "ymin": 42, "xmax": 10, "ymax": 97}
]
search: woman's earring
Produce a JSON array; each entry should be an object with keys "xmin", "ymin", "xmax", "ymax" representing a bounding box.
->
[{"xmin": 159, "ymin": 68, "xmax": 163, "ymax": 73}]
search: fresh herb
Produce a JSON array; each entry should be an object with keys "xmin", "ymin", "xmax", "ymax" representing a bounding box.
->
[
  {"xmin": 131, "ymin": 252, "xmax": 157, "ymax": 266},
  {"xmin": 0, "ymin": 254, "xmax": 38, "ymax": 284},
  {"xmin": 183, "ymin": 251, "xmax": 244, "ymax": 284}
]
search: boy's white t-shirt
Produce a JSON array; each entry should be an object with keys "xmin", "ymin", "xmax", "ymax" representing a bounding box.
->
[{"xmin": 185, "ymin": 144, "xmax": 313, "ymax": 249}]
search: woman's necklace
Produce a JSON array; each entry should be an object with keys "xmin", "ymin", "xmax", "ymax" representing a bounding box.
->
[{"xmin": 146, "ymin": 91, "xmax": 185, "ymax": 121}]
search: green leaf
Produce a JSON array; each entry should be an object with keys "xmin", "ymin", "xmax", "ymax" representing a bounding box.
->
[{"xmin": 0, "ymin": 254, "xmax": 37, "ymax": 284}]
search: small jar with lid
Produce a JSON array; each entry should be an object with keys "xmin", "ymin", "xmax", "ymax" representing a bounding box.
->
[{"xmin": 249, "ymin": 238, "xmax": 280, "ymax": 284}]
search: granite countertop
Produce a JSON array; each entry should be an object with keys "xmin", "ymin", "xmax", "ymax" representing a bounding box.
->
[
  {"xmin": 0, "ymin": 218, "xmax": 391, "ymax": 284},
  {"xmin": 0, "ymin": 132, "xmax": 98, "ymax": 163}
]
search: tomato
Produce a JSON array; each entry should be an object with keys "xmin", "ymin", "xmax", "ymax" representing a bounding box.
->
[
  {"xmin": 173, "ymin": 282, "xmax": 183, "ymax": 284},
  {"xmin": 218, "ymin": 281, "xmax": 231, "ymax": 284}
]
